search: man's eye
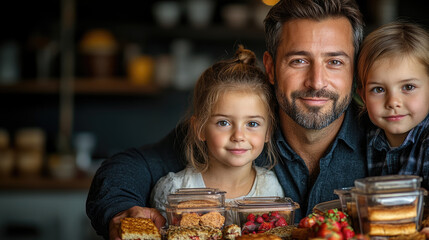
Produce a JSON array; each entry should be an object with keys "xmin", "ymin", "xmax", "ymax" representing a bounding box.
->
[
  {"xmin": 291, "ymin": 59, "xmax": 306, "ymax": 65},
  {"xmin": 247, "ymin": 122, "xmax": 260, "ymax": 128},
  {"xmin": 403, "ymin": 84, "xmax": 415, "ymax": 91},
  {"xmin": 329, "ymin": 60, "xmax": 343, "ymax": 65},
  {"xmin": 217, "ymin": 120, "xmax": 230, "ymax": 127},
  {"xmin": 370, "ymin": 87, "xmax": 384, "ymax": 93}
]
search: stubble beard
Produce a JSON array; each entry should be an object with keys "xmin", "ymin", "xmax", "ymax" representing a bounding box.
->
[{"xmin": 275, "ymin": 83, "xmax": 352, "ymax": 130}]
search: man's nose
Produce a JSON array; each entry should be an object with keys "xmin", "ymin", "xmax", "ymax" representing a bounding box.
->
[{"xmin": 305, "ymin": 62, "xmax": 327, "ymax": 90}]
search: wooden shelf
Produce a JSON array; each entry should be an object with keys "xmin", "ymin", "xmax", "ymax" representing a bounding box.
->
[
  {"xmin": 0, "ymin": 176, "xmax": 93, "ymax": 190},
  {"xmin": 0, "ymin": 78, "xmax": 161, "ymax": 95}
]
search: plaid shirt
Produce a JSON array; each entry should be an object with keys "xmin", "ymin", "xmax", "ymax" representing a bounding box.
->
[{"xmin": 367, "ymin": 114, "xmax": 429, "ymax": 189}]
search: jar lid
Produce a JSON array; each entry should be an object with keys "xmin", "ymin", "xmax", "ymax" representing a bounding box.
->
[
  {"xmin": 234, "ymin": 197, "xmax": 299, "ymax": 210},
  {"xmin": 334, "ymin": 187, "xmax": 354, "ymax": 196},
  {"xmin": 354, "ymin": 175, "xmax": 422, "ymax": 193},
  {"xmin": 167, "ymin": 188, "xmax": 226, "ymax": 207},
  {"xmin": 174, "ymin": 188, "xmax": 225, "ymax": 195}
]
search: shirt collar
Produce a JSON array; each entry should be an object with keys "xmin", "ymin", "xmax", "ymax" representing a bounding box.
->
[
  {"xmin": 274, "ymin": 103, "xmax": 361, "ymax": 160},
  {"xmin": 372, "ymin": 113, "xmax": 429, "ymax": 151}
]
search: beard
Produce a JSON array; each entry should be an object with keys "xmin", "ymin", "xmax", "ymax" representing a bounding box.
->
[{"xmin": 275, "ymin": 83, "xmax": 352, "ymax": 130}]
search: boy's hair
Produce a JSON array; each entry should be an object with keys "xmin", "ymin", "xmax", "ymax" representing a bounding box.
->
[
  {"xmin": 264, "ymin": 0, "xmax": 364, "ymax": 62},
  {"xmin": 357, "ymin": 21, "xmax": 429, "ymax": 102},
  {"xmin": 184, "ymin": 45, "xmax": 277, "ymax": 172}
]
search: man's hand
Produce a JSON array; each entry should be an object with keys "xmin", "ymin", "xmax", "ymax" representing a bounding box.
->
[{"xmin": 109, "ymin": 206, "xmax": 166, "ymax": 240}]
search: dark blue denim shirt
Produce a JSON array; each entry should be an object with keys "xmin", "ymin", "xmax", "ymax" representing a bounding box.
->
[{"xmin": 272, "ymin": 102, "xmax": 368, "ymax": 222}]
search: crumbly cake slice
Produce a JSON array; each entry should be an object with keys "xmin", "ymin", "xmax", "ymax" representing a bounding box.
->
[
  {"xmin": 120, "ymin": 217, "xmax": 161, "ymax": 240},
  {"xmin": 222, "ymin": 224, "xmax": 241, "ymax": 240},
  {"xmin": 167, "ymin": 225, "xmax": 222, "ymax": 240}
]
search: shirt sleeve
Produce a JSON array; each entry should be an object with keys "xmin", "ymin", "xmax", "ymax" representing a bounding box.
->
[{"xmin": 86, "ymin": 125, "xmax": 187, "ymax": 239}]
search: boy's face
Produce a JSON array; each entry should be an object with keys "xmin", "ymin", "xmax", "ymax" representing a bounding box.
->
[{"xmin": 364, "ymin": 56, "xmax": 429, "ymax": 147}]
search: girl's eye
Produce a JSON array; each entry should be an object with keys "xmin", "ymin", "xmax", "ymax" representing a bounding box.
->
[
  {"xmin": 247, "ymin": 122, "xmax": 260, "ymax": 128},
  {"xmin": 370, "ymin": 87, "xmax": 384, "ymax": 93},
  {"xmin": 403, "ymin": 84, "xmax": 415, "ymax": 91},
  {"xmin": 216, "ymin": 120, "xmax": 230, "ymax": 127}
]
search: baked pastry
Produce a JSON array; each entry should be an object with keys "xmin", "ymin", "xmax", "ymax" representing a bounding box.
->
[
  {"xmin": 222, "ymin": 224, "xmax": 241, "ymax": 240},
  {"xmin": 368, "ymin": 222, "xmax": 416, "ymax": 236},
  {"xmin": 120, "ymin": 217, "xmax": 161, "ymax": 240},
  {"xmin": 291, "ymin": 227, "xmax": 311, "ymax": 240},
  {"xmin": 367, "ymin": 204, "xmax": 417, "ymax": 221},
  {"xmin": 265, "ymin": 226, "xmax": 296, "ymax": 239},
  {"xmin": 236, "ymin": 233, "xmax": 281, "ymax": 240},
  {"xmin": 179, "ymin": 211, "xmax": 225, "ymax": 228},
  {"xmin": 180, "ymin": 213, "xmax": 201, "ymax": 227},
  {"xmin": 167, "ymin": 225, "xmax": 222, "ymax": 240},
  {"xmin": 200, "ymin": 212, "xmax": 225, "ymax": 229},
  {"xmin": 389, "ymin": 232, "xmax": 426, "ymax": 240}
]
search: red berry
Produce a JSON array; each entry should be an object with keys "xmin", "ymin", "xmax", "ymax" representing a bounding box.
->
[
  {"xmin": 258, "ymin": 222, "xmax": 272, "ymax": 232},
  {"xmin": 247, "ymin": 213, "xmax": 255, "ymax": 222},
  {"xmin": 298, "ymin": 216, "xmax": 316, "ymax": 228},
  {"xmin": 342, "ymin": 226, "xmax": 355, "ymax": 240},
  {"xmin": 256, "ymin": 216, "xmax": 264, "ymax": 223},
  {"xmin": 271, "ymin": 211, "xmax": 281, "ymax": 219},
  {"xmin": 262, "ymin": 213, "xmax": 269, "ymax": 221},
  {"xmin": 275, "ymin": 217, "xmax": 288, "ymax": 227}
]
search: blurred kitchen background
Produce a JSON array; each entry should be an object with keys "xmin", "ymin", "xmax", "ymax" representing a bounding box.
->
[{"xmin": 0, "ymin": 0, "xmax": 427, "ymax": 239}]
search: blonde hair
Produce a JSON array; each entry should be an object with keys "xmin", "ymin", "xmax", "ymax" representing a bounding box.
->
[
  {"xmin": 357, "ymin": 21, "xmax": 429, "ymax": 106},
  {"xmin": 184, "ymin": 45, "xmax": 277, "ymax": 172}
]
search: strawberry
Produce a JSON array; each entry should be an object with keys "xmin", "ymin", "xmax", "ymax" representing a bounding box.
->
[
  {"xmin": 298, "ymin": 215, "xmax": 317, "ymax": 228},
  {"xmin": 326, "ymin": 209, "xmax": 348, "ymax": 222},
  {"xmin": 342, "ymin": 226, "xmax": 355, "ymax": 240},
  {"xmin": 317, "ymin": 228, "xmax": 344, "ymax": 240},
  {"xmin": 262, "ymin": 213, "xmax": 270, "ymax": 221},
  {"xmin": 246, "ymin": 213, "xmax": 255, "ymax": 222},
  {"xmin": 340, "ymin": 220, "xmax": 349, "ymax": 228},
  {"xmin": 255, "ymin": 216, "xmax": 264, "ymax": 223},
  {"xmin": 271, "ymin": 211, "xmax": 281, "ymax": 219},
  {"xmin": 258, "ymin": 222, "xmax": 272, "ymax": 232},
  {"xmin": 337, "ymin": 210, "xmax": 347, "ymax": 222},
  {"xmin": 275, "ymin": 217, "xmax": 288, "ymax": 227},
  {"xmin": 315, "ymin": 218, "xmax": 341, "ymax": 233},
  {"xmin": 244, "ymin": 221, "xmax": 257, "ymax": 231}
]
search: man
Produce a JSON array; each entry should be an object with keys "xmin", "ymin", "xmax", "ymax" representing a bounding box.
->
[{"xmin": 86, "ymin": 0, "xmax": 368, "ymax": 239}]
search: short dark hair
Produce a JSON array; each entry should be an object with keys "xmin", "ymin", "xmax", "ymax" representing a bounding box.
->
[{"xmin": 264, "ymin": 0, "xmax": 364, "ymax": 61}]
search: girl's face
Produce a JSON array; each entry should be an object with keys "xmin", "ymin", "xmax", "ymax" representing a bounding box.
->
[
  {"xmin": 201, "ymin": 91, "xmax": 270, "ymax": 169},
  {"xmin": 364, "ymin": 56, "xmax": 429, "ymax": 147}
]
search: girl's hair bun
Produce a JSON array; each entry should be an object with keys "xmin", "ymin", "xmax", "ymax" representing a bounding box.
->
[{"xmin": 235, "ymin": 44, "xmax": 256, "ymax": 66}]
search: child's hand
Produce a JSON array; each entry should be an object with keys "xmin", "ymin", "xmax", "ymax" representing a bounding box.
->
[{"xmin": 109, "ymin": 206, "xmax": 166, "ymax": 240}]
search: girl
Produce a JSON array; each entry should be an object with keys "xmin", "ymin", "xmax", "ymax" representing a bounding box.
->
[
  {"xmin": 150, "ymin": 45, "xmax": 284, "ymax": 215},
  {"xmin": 357, "ymin": 21, "xmax": 429, "ymax": 188}
]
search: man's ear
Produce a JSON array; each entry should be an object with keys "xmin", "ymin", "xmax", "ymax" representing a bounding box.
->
[
  {"xmin": 263, "ymin": 51, "xmax": 275, "ymax": 85},
  {"xmin": 191, "ymin": 116, "xmax": 205, "ymax": 141}
]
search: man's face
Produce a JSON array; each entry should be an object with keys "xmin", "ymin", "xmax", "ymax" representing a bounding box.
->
[{"xmin": 264, "ymin": 17, "xmax": 355, "ymax": 129}]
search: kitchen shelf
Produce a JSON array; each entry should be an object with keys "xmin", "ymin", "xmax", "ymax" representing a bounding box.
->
[
  {"xmin": 0, "ymin": 78, "xmax": 161, "ymax": 95},
  {"xmin": 0, "ymin": 176, "xmax": 92, "ymax": 190}
]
